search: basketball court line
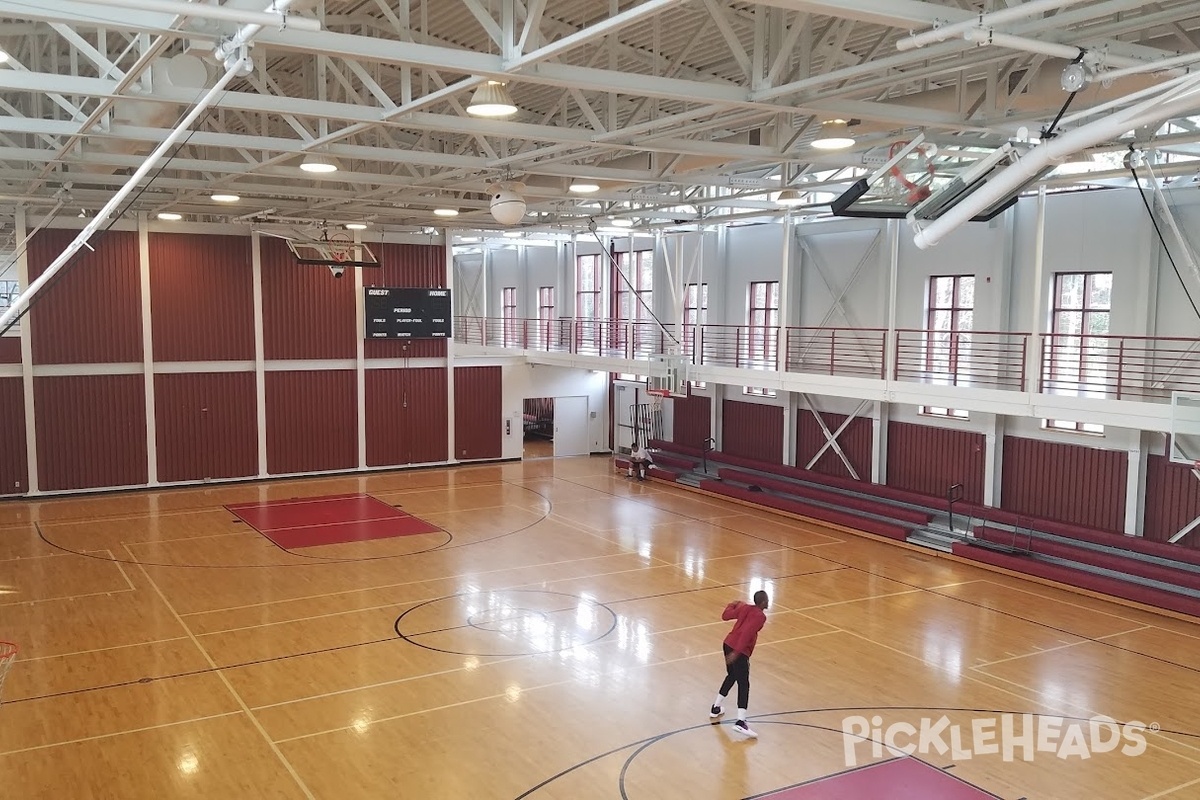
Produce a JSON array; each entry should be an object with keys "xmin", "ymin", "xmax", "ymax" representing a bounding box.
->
[
  {"xmin": 941, "ymin": 578, "xmax": 1164, "ymax": 627},
  {"xmin": 13, "ymin": 636, "xmax": 193, "ymax": 663},
  {"xmin": 122, "ymin": 543, "xmax": 318, "ymax": 800},
  {"xmin": 272, "ymin": 628, "xmax": 845, "ymax": 743},
  {"xmin": 1141, "ymin": 777, "xmax": 1200, "ymax": 800},
  {"xmin": 0, "ymin": 711, "xmax": 244, "ymax": 757}
]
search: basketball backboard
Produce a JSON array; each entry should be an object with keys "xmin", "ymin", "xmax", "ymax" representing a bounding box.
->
[
  {"xmin": 647, "ymin": 353, "xmax": 690, "ymax": 398},
  {"xmin": 1170, "ymin": 392, "xmax": 1200, "ymax": 466},
  {"xmin": 287, "ymin": 237, "xmax": 380, "ymax": 268},
  {"xmin": 831, "ymin": 139, "xmax": 1051, "ymax": 222}
]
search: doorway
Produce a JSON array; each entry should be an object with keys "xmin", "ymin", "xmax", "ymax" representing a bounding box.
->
[
  {"xmin": 522, "ymin": 398, "xmax": 555, "ymax": 459},
  {"xmin": 552, "ymin": 396, "xmax": 590, "ymax": 457}
]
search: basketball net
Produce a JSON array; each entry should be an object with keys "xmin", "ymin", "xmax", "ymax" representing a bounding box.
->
[
  {"xmin": 882, "ymin": 140, "xmax": 936, "ymax": 206},
  {"xmin": 0, "ymin": 641, "xmax": 16, "ymax": 704}
]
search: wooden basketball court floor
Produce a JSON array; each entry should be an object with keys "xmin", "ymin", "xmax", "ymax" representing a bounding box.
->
[{"xmin": 2, "ymin": 455, "xmax": 1200, "ymax": 799}]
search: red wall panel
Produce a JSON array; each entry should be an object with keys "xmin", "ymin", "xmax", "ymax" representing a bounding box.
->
[
  {"xmin": 260, "ymin": 237, "xmax": 357, "ymax": 360},
  {"xmin": 365, "ymin": 368, "xmax": 448, "ymax": 467},
  {"xmin": 1001, "ymin": 436, "xmax": 1127, "ymax": 533},
  {"xmin": 0, "ymin": 337, "xmax": 19, "ymax": 364},
  {"xmin": 1144, "ymin": 455, "xmax": 1200, "ymax": 550},
  {"xmin": 887, "ymin": 421, "xmax": 985, "ymax": 503},
  {"xmin": 149, "ymin": 234, "xmax": 254, "ymax": 361},
  {"xmin": 27, "ymin": 229, "xmax": 141, "ymax": 364},
  {"xmin": 797, "ymin": 410, "xmax": 873, "ymax": 481},
  {"xmin": 155, "ymin": 372, "xmax": 258, "ymax": 483},
  {"xmin": 364, "ymin": 242, "xmax": 448, "ymax": 360},
  {"xmin": 722, "ymin": 400, "xmax": 783, "ymax": 464},
  {"xmin": 454, "ymin": 366, "xmax": 502, "ymax": 460},
  {"xmin": 671, "ymin": 394, "xmax": 711, "ymax": 448},
  {"xmin": 265, "ymin": 370, "xmax": 357, "ymax": 474},
  {"xmin": 0, "ymin": 378, "xmax": 27, "ymax": 495},
  {"xmin": 34, "ymin": 374, "xmax": 147, "ymax": 491}
]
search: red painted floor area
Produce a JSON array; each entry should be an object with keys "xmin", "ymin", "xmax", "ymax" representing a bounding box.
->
[
  {"xmin": 226, "ymin": 494, "xmax": 442, "ymax": 549},
  {"xmin": 757, "ymin": 758, "xmax": 998, "ymax": 800}
]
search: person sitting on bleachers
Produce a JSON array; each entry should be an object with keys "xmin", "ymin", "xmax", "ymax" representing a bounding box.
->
[{"xmin": 629, "ymin": 441, "xmax": 653, "ymax": 481}]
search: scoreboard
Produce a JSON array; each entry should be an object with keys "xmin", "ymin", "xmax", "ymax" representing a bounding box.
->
[{"xmin": 364, "ymin": 288, "xmax": 452, "ymax": 339}]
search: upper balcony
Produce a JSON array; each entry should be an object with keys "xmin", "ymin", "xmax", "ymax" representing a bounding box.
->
[{"xmin": 454, "ymin": 316, "xmax": 1200, "ymax": 432}]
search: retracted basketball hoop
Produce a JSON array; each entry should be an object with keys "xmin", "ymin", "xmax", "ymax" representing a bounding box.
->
[{"xmin": 0, "ymin": 641, "xmax": 17, "ymax": 704}]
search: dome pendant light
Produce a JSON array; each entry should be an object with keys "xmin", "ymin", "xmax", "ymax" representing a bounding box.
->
[{"xmin": 467, "ymin": 81, "xmax": 517, "ymax": 118}]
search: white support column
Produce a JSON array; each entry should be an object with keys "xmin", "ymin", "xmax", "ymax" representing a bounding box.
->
[
  {"xmin": 872, "ymin": 401, "xmax": 889, "ymax": 484},
  {"xmin": 1126, "ymin": 432, "xmax": 1152, "ymax": 537},
  {"xmin": 1026, "ymin": 186, "xmax": 1047, "ymax": 395},
  {"xmin": 354, "ymin": 232, "xmax": 367, "ymax": 470},
  {"xmin": 884, "ymin": 219, "xmax": 899, "ymax": 384},
  {"xmin": 983, "ymin": 413, "xmax": 1004, "ymax": 506},
  {"xmin": 784, "ymin": 391, "xmax": 798, "ymax": 466},
  {"xmin": 711, "ymin": 382, "xmax": 723, "ymax": 452},
  {"xmin": 137, "ymin": 212, "xmax": 157, "ymax": 485},
  {"xmin": 446, "ymin": 236, "xmax": 457, "ymax": 464},
  {"xmin": 779, "ymin": 217, "xmax": 794, "ymax": 462},
  {"xmin": 251, "ymin": 231, "xmax": 268, "ymax": 477},
  {"xmin": 16, "ymin": 208, "xmax": 37, "ymax": 494}
]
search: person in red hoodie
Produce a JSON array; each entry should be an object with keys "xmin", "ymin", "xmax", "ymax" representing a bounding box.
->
[{"xmin": 710, "ymin": 589, "xmax": 769, "ymax": 738}]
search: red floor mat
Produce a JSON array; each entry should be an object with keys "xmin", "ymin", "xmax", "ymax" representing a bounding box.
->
[
  {"xmin": 758, "ymin": 758, "xmax": 997, "ymax": 800},
  {"xmin": 226, "ymin": 494, "xmax": 442, "ymax": 549}
]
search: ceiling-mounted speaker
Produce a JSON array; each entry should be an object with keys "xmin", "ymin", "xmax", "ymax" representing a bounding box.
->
[{"xmin": 490, "ymin": 182, "xmax": 527, "ymax": 226}]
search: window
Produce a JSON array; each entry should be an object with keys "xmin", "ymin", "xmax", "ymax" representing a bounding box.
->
[
  {"xmin": 576, "ymin": 254, "xmax": 604, "ymax": 352},
  {"xmin": 684, "ymin": 283, "xmax": 708, "ymax": 389},
  {"xmin": 1045, "ymin": 272, "xmax": 1112, "ymax": 434},
  {"xmin": 535, "ymin": 286, "xmax": 556, "ymax": 349},
  {"xmin": 921, "ymin": 275, "xmax": 974, "ymax": 419},
  {"xmin": 576, "ymin": 254, "xmax": 603, "ymax": 319},
  {"xmin": 744, "ymin": 281, "xmax": 779, "ymax": 396},
  {"xmin": 537, "ymin": 286, "xmax": 555, "ymax": 321},
  {"xmin": 0, "ymin": 280, "xmax": 17, "ymax": 313},
  {"xmin": 614, "ymin": 250, "xmax": 654, "ymax": 323},
  {"xmin": 501, "ymin": 286, "xmax": 518, "ymax": 346}
]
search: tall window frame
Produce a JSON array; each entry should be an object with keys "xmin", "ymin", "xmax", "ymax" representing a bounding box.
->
[
  {"xmin": 744, "ymin": 280, "xmax": 779, "ymax": 397},
  {"xmin": 501, "ymin": 286, "xmax": 518, "ymax": 347},
  {"xmin": 536, "ymin": 286, "xmax": 556, "ymax": 349},
  {"xmin": 921, "ymin": 274, "xmax": 975, "ymax": 420},
  {"xmin": 576, "ymin": 253, "xmax": 605, "ymax": 352},
  {"xmin": 1045, "ymin": 271, "xmax": 1112, "ymax": 435}
]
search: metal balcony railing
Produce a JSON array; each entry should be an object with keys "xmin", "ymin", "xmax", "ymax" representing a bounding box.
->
[
  {"xmin": 1040, "ymin": 334, "xmax": 1200, "ymax": 400},
  {"xmin": 454, "ymin": 317, "xmax": 1200, "ymax": 404},
  {"xmin": 895, "ymin": 330, "xmax": 1029, "ymax": 391}
]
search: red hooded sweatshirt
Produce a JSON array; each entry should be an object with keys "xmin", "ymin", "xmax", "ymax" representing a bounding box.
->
[{"xmin": 722, "ymin": 601, "xmax": 766, "ymax": 658}]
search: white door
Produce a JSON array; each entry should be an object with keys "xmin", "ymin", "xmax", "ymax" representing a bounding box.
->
[
  {"xmin": 553, "ymin": 395, "xmax": 590, "ymax": 457},
  {"xmin": 614, "ymin": 383, "xmax": 634, "ymax": 454}
]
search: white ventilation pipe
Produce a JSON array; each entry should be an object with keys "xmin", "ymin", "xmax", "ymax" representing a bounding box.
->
[
  {"xmin": 911, "ymin": 74, "xmax": 1200, "ymax": 250},
  {"xmin": 0, "ymin": 55, "xmax": 249, "ymax": 334},
  {"xmin": 897, "ymin": 0, "xmax": 1095, "ymax": 52}
]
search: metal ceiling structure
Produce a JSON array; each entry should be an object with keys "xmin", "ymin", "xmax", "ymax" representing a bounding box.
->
[{"xmin": 1, "ymin": 0, "xmax": 1199, "ymax": 233}]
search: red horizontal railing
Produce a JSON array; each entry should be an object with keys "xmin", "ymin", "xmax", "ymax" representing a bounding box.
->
[
  {"xmin": 454, "ymin": 317, "xmax": 1200, "ymax": 403},
  {"xmin": 1040, "ymin": 334, "xmax": 1200, "ymax": 400},
  {"xmin": 699, "ymin": 325, "xmax": 779, "ymax": 371},
  {"xmin": 895, "ymin": 330, "xmax": 1029, "ymax": 391},
  {"xmin": 786, "ymin": 327, "xmax": 887, "ymax": 379}
]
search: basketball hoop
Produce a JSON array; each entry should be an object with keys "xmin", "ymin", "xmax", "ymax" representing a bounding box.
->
[
  {"xmin": 883, "ymin": 140, "xmax": 936, "ymax": 206},
  {"xmin": 646, "ymin": 387, "xmax": 671, "ymax": 412},
  {"xmin": 0, "ymin": 641, "xmax": 16, "ymax": 704},
  {"xmin": 328, "ymin": 234, "xmax": 353, "ymax": 264}
]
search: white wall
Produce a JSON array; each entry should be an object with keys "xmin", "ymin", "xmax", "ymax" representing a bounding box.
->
[{"xmin": 499, "ymin": 363, "xmax": 609, "ymax": 459}]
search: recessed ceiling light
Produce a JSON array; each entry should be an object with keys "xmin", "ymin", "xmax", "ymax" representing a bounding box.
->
[
  {"xmin": 608, "ymin": 218, "xmax": 634, "ymax": 227},
  {"xmin": 157, "ymin": 212, "xmax": 182, "ymax": 221},
  {"xmin": 569, "ymin": 181, "xmax": 600, "ymax": 194},
  {"xmin": 300, "ymin": 154, "xmax": 338, "ymax": 173},
  {"xmin": 774, "ymin": 189, "xmax": 806, "ymax": 206},
  {"xmin": 210, "ymin": 193, "xmax": 240, "ymax": 203},
  {"xmin": 433, "ymin": 208, "xmax": 459, "ymax": 217},
  {"xmin": 503, "ymin": 231, "xmax": 524, "ymax": 238},
  {"xmin": 0, "ymin": 50, "xmax": 9, "ymax": 64},
  {"xmin": 344, "ymin": 222, "xmax": 368, "ymax": 230}
]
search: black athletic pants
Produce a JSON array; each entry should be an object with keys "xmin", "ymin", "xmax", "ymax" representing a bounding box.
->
[{"xmin": 719, "ymin": 644, "xmax": 750, "ymax": 709}]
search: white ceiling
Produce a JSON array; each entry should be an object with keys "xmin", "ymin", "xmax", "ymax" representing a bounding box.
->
[{"xmin": 1, "ymin": 0, "xmax": 1199, "ymax": 233}]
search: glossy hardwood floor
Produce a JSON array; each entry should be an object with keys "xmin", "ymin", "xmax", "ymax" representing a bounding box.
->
[{"xmin": 2, "ymin": 456, "xmax": 1199, "ymax": 799}]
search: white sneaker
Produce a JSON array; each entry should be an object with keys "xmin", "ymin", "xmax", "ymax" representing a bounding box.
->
[
  {"xmin": 709, "ymin": 704, "xmax": 724, "ymax": 720},
  {"xmin": 732, "ymin": 720, "xmax": 757, "ymax": 738}
]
